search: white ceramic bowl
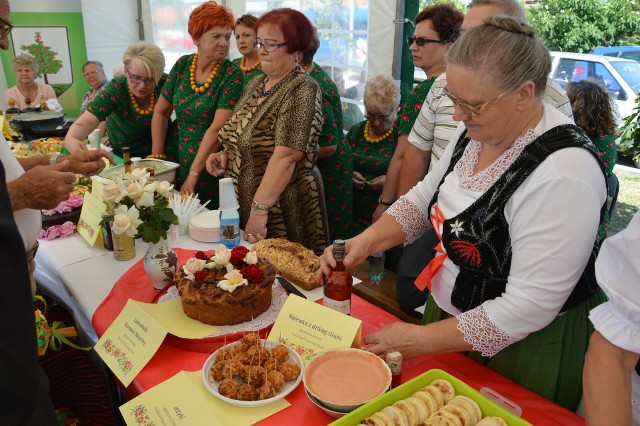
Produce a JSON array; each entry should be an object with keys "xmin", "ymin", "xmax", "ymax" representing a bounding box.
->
[
  {"xmin": 202, "ymin": 339, "xmax": 303, "ymax": 407},
  {"xmin": 304, "ymin": 387, "xmax": 346, "ymax": 418},
  {"xmin": 303, "ymin": 347, "xmax": 392, "ymax": 413}
]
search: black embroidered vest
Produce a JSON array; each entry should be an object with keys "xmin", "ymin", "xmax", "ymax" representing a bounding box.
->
[{"xmin": 428, "ymin": 124, "xmax": 606, "ymax": 313}]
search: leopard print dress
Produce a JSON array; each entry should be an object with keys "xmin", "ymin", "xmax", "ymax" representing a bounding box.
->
[{"xmin": 218, "ymin": 66, "xmax": 329, "ymax": 255}]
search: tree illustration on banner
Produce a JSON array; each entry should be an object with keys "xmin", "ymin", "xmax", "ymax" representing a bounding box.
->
[{"xmin": 20, "ymin": 32, "xmax": 63, "ymax": 84}]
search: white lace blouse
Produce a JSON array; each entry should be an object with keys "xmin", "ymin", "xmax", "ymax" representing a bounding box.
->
[
  {"xmin": 386, "ymin": 103, "xmax": 606, "ymax": 356},
  {"xmin": 590, "ymin": 210, "xmax": 640, "ymax": 420}
]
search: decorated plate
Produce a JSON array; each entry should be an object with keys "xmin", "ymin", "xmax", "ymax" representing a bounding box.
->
[
  {"xmin": 202, "ymin": 339, "xmax": 303, "ymax": 407},
  {"xmin": 152, "ymin": 281, "xmax": 288, "ymax": 352}
]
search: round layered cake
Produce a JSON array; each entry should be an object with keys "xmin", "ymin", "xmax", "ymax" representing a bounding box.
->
[{"xmin": 176, "ymin": 246, "xmax": 276, "ymax": 325}]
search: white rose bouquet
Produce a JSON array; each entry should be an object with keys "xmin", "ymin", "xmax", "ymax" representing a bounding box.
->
[{"xmin": 102, "ymin": 168, "xmax": 179, "ymax": 244}]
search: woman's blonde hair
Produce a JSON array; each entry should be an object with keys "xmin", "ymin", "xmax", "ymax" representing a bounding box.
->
[
  {"xmin": 447, "ymin": 15, "xmax": 549, "ymax": 97},
  {"xmin": 12, "ymin": 54, "xmax": 38, "ymax": 73},
  {"xmin": 364, "ymin": 75, "xmax": 401, "ymax": 115},
  {"xmin": 122, "ymin": 41, "xmax": 165, "ymax": 84}
]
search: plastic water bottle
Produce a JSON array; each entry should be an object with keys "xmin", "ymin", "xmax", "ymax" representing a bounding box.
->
[
  {"xmin": 219, "ymin": 178, "xmax": 240, "ymax": 248},
  {"xmin": 220, "ymin": 209, "xmax": 240, "ymax": 248}
]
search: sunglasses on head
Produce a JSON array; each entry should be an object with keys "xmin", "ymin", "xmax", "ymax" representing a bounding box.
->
[{"xmin": 406, "ymin": 35, "xmax": 443, "ymax": 46}]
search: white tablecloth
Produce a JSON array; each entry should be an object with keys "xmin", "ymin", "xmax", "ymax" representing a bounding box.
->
[{"xmin": 34, "ymin": 233, "xmax": 219, "ymax": 344}]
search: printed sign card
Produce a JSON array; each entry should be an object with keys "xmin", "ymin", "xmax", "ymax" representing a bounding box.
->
[
  {"xmin": 77, "ymin": 190, "xmax": 106, "ymax": 246},
  {"xmin": 268, "ymin": 294, "xmax": 362, "ymax": 364},
  {"xmin": 95, "ymin": 300, "xmax": 168, "ymax": 387},
  {"xmin": 137, "ymin": 298, "xmax": 218, "ymax": 339},
  {"xmin": 120, "ymin": 371, "xmax": 289, "ymax": 426}
]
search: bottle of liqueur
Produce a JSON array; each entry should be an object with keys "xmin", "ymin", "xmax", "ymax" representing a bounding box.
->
[{"xmin": 322, "ymin": 239, "xmax": 354, "ymax": 315}]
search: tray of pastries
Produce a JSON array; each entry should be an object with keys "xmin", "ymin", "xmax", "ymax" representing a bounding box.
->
[{"xmin": 330, "ymin": 369, "xmax": 531, "ymax": 426}]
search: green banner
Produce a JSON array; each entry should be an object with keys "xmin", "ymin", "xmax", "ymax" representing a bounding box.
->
[{"xmin": 1, "ymin": 11, "xmax": 88, "ymax": 117}]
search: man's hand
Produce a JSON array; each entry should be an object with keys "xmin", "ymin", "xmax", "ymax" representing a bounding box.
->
[
  {"xmin": 8, "ymin": 161, "xmax": 77, "ymax": 211},
  {"xmin": 63, "ymin": 150, "xmax": 114, "ymax": 176}
]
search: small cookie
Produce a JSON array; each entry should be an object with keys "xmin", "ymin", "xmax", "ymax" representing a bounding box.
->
[
  {"xmin": 429, "ymin": 409, "xmax": 463, "ymax": 426},
  {"xmin": 392, "ymin": 399, "xmax": 419, "ymax": 425},
  {"xmin": 404, "ymin": 396, "xmax": 430, "ymax": 423},
  {"xmin": 362, "ymin": 414, "xmax": 390, "ymax": 426},
  {"xmin": 430, "ymin": 379, "xmax": 456, "ymax": 404},
  {"xmin": 372, "ymin": 412, "xmax": 395, "ymax": 426},
  {"xmin": 413, "ymin": 390, "xmax": 439, "ymax": 417},
  {"xmin": 381, "ymin": 405, "xmax": 409, "ymax": 426},
  {"xmin": 450, "ymin": 395, "xmax": 482, "ymax": 425},
  {"xmin": 441, "ymin": 404, "xmax": 471, "ymax": 426},
  {"xmin": 421, "ymin": 385, "xmax": 446, "ymax": 408}
]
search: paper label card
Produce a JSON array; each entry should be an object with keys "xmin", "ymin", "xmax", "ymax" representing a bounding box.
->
[
  {"xmin": 77, "ymin": 190, "xmax": 106, "ymax": 246},
  {"xmin": 268, "ymin": 294, "xmax": 362, "ymax": 364},
  {"xmin": 120, "ymin": 371, "xmax": 289, "ymax": 426},
  {"xmin": 95, "ymin": 300, "xmax": 167, "ymax": 387},
  {"xmin": 137, "ymin": 298, "xmax": 219, "ymax": 339}
]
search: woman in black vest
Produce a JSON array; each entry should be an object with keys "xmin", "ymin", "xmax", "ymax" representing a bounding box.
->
[{"xmin": 318, "ymin": 16, "xmax": 607, "ymax": 411}]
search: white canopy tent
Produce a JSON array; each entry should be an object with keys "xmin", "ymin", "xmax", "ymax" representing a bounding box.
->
[{"xmin": 1, "ymin": 0, "xmax": 405, "ymax": 112}]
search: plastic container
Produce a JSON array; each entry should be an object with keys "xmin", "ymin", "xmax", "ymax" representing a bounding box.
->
[
  {"xmin": 218, "ymin": 178, "xmax": 240, "ymax": 248},
  {"xmin": 368, "ymin": 252, "xmax": 385, "ymax": 283}
]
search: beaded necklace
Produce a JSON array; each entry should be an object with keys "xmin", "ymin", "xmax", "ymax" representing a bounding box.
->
[
  {"xmin": 303, "ymin": 63, "xmax": 312, "ymax": 73},
  {"xmin": 240, "ymin": 56, "xmax": 261, "ymax": 73},
  {"xmin": 364, "ymin": 121, "xmax": 394, "ymax": 144},
  {"xmin": 129, "ymin": 88, "xmax": 155, "ymax": 115},
  {"xmin": 190, "ymin": 53, "xmax": 222, "ymax": 94}
]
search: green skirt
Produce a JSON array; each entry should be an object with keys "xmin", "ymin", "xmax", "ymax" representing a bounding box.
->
[{"xmin": 422, "ymin": 290, "xmax": 606, "ymax": 411}]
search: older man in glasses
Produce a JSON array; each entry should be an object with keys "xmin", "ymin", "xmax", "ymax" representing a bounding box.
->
[{"xmin": 0, "ymin": 1, "xmax": 59, "ymax": 423}]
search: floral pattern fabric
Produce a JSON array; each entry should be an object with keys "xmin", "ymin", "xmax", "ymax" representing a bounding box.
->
[
  {"xmin": 309, "ymin": 63, "xmax": 353, "ymax": 240},
  {"xmin": 397, "ymin": 77, "xmax": 437, "ymax": 135},
  {"xmin": 594, "ymin": 133, "xmax": 618, "ymax": 242},
  {"xmin": 162, "ymin": 55, "xmax": 244, "ymax": 206},
  {"xmin": 348, "ymin": 121, "xmax": 397, "ymax": 235},
  {"xmin": 86, "ymin": 74, "xmax": 168, "ymax": 158}
]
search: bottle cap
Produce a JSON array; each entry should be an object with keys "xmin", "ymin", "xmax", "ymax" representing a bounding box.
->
[
  {"xmin": 218, "ymin": 177, "xmax": 239, "ymax": 210},
  {"xmin": 332, "ymin": 239, "xmax": 345, "ymax": 260}
]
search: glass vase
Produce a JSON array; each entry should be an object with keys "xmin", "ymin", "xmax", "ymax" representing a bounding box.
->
[{"xmin": 143, "ymin": 237, "xmax": 178, "ymax": 290}]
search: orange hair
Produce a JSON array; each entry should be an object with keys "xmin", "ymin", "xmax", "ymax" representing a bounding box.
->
[{"xmin": 188, "ymin": 1, "xmax": 235, "ymax": 40}]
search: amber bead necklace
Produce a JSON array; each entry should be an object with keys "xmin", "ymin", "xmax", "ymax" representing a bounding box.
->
[
  {"xmin": 129, "ymin": 88, "xmax": 155, "ymax": 115},
  {"xmin": 240, "ymin": 56, "xmax": 260, "ymax": 73},
  {"xmin": 190, "ymin": 53, "xmax": 221, "ymax": 94},
  {"xmin": 364, "ymin": 121, "xmax": 394, "ymax": 143}
]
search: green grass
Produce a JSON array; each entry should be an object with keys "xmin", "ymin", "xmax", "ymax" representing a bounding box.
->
[{"xmin": 607, "ymin": 172, "xmax": 640, "ymax": 236}]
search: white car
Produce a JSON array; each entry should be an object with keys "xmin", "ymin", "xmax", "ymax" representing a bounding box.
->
[{"xmin": 549, "ymin": 51, "xmax": 640, "ymax": 125}]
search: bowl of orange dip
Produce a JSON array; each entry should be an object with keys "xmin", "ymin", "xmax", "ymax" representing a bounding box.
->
[{"xmin": 303, "ymin": 348, "xmax": 392, "ymax": 413}]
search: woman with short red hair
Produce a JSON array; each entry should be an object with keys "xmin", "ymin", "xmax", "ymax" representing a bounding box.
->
[
  {"xmin": 206, "ymin": 8, "xmax": 329, "ymax": 254},
  {"xmin": 151, "ymin": 1, "xmax": 244, "ymax": 205}
]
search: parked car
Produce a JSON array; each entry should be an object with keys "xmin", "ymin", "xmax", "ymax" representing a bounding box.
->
[
  {"xmin": 591, "ymin": 46, "xmax": 640, "ymax": 62},
  {"xmin": 550, "ymin": 51, "xmax": 640, "ymax": 125}
]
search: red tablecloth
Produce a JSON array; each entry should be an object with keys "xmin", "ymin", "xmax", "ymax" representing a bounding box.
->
[{"xmin": 92, "ymin": 249, "xmax": 584, "ymax": 425}]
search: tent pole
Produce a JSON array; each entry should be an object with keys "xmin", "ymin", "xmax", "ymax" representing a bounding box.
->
[
  {"xmin": 395, "ymin": 0, "xmax": 419, "ymax": 103},
  {"xmin": 137, "ymin": 0, "xmax": 144, "ymax": 41}
]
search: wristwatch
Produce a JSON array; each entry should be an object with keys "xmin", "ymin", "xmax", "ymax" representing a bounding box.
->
[
  {"xmin": 49, "ymin": 152, "xmax": 64, "ymax": 165},
  {"xmin": 251, "ymin": 199, "xmax": 270, "ymax": 211},
  {"xmin": 378, "ymin": 196, "xmax": 394, "ymax": 207}
]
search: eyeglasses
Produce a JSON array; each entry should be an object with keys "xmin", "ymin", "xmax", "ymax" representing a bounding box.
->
[
  {"xmin": 253, "ymin": 41, "xmax": 287, "ymax": 52},
  {"xmin": 443, "ymin": 85, "xmax": 511, "ymax": 117},
  {"xmin": 0, "ymin": 16, "xmax": 13, "ymax": 39},
  {"xmin": 126, "ymin": 70, "xmax": 155, "ymax": 87},
  {"xmin": 365, "ymin": 112, "xmax": 394, "ymax": 121},
  {"xmin": 406, "ymin": 35, "xmax": 443, "ymax": 47}
]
